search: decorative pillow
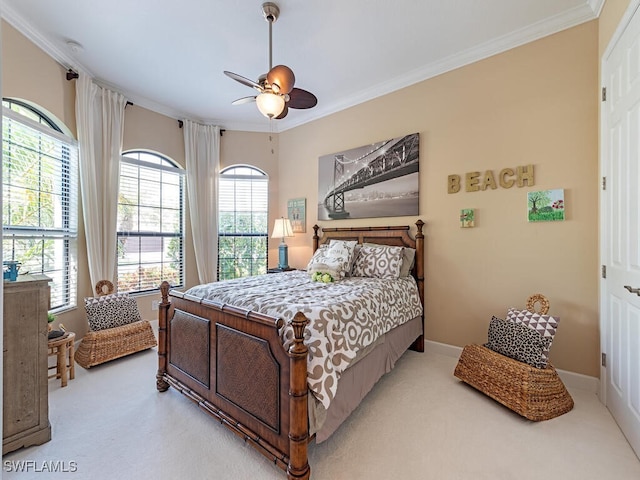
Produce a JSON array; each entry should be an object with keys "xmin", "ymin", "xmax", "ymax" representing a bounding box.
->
[
  {"xmin": 306, "ymin": 244, "xmax": 330, "ymax": 270},
  {"xmin": 84, "ymin": 294, "xmax": 142, "ymax": 331},
  {"xmin": 351, "ymin": 244, "xmax": 403, "ymax": 278},
  {"xmin": 361, "ymin": 243, "xmax": 415, "ymax": 277},
  {"xmin": 485, "ymin": 316, "xmax": 552, "ymax": 369},
  {"xmin": 401, "ymin": 248, "xmax": 416, "ymax": 277},
  {"xmin": 306, "ymin": 243, "xmax": 351, "ymax": 279},
  {"xmin": 506, "ymin": 307, "xmax": 560, "ymax": 363},
  {"xmin": 328, "ymin": 240, "xmax": 358, "ymax": 276},
  {"xmin": 307, "ymin": 263, "xmax": 340, "ymax": 283},
  {"xmin": 84, "ymin": 292, "xmax": 128, "ymax": 305}
]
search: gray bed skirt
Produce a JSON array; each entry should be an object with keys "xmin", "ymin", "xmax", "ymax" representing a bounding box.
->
[{"xmin": 310, "ymin": 315, "xmax": 423, "ymax": 443}]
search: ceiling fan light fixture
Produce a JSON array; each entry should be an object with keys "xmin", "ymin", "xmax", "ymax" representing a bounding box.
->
[
  {"xmin": 225, "ymin": 2, "xmax": 317, "ymax": 120},
  {"xmin": 256, "ymin": 91, "xmax": 285, "ymax": 118},
  {"xmin": 267, "ymin": 65, "xmax": 295, "ymax": 95}
]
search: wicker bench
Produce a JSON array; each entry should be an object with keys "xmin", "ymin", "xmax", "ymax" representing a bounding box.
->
[
  {"xmin": 74, "ymin": 280, "xmax": 157, "ymax": 369},
  {"xmin": 75, "ymin": 319, "xmax": 157, "ymax": 369},
  {"xmin": 454, "ymin": 343, "xmax": 573, "ymax": 421}
]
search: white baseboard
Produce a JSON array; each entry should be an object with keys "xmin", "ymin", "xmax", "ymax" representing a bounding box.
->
[
  {"xmin": 425, "ymin": 339, "xmax": 463, "ymax": 358},
  {"xmin": 555, "ymin": 368, "xmax": 600, "ymax": 394},
  {"xmin": 426, "ymin": 340, "xmax": 600, "ymax": 394}
]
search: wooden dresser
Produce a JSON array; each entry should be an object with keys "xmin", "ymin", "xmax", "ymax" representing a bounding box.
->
[{"xmin": 2, "ymin": 274, "xmax": 52, "ymax": 455}]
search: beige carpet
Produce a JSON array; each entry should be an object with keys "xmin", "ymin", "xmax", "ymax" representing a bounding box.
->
[{"xmin": 3, "ymin": 341, "xmax": 640, "ymax": 480}]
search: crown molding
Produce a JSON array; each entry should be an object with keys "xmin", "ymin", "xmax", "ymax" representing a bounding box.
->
[
  {"xmin": 589, "ymin": 0, "xmax": 606, "ymax": 17},
  {"xmin": 1, "ymin": 2, "xmax": 89, "ymax": 76}
]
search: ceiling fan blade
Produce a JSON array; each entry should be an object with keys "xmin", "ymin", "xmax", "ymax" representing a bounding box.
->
[
  {"xmin": 287, "ymin": 88, "xmax": 317, "ymax": 109},
  {"xmin": 231, "ymin": 96, "xmax": 257, "ymax": 106},
  {"xmin": 224, "ymin": 71, "xmax": 263, "ymax": 92},
  {"xmin": 275, "ymin": 104, "xmax": 289, "ymax": 120},
  {"xmin": 267, "ymin": 65, "xmax": 295, "ymax": 94}
]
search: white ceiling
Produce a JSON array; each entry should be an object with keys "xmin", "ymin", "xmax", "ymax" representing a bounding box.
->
[{"xmin": 1, "ymin": 0, "xmax": 603, "ymax": 133}]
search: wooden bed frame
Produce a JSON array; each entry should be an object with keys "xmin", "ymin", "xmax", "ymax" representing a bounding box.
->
[{"xmin": 156, "ymin": 220, "xmax": 425, "ymax": 480}]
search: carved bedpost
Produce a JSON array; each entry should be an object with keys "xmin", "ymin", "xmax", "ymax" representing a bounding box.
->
[
  {"xmin": 312, "ymin": 224, "xmax": 320, "ymax": 253},
  {"xmin": 287, "ymin": 312, "xmax": 310, "ymax": 480},
  {"xmin": 415, "ymin": 219, "xmax": 425, "ymax": 299},
  {"xmin": 156, "ymin": 281, "xmax": 171, "ymax": 392},
  {"xmin": 412, "ymin": 220, "xmax": 425, "ymax": 352}
]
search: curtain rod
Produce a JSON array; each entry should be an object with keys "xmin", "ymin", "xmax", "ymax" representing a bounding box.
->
[
  {"xmin": 66, "ymin": 69, "xmax": 132, "ymax": 107},
  {"xmin": 177, "ymin": 120, "xmax": 225, "ymax": 136}
]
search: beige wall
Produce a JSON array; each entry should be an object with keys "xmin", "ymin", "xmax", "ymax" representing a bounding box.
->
[{"xmin": 278, "ymin": 21, "xmax": 600, "ymax": 376}]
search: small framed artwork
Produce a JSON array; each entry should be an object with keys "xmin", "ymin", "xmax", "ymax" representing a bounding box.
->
[
  {"xmin": 460, "ymin": 209, "xmax": 475, "ymax": 228},
  {"xmin": 528, "ymin": 188, "xmax": 564, "ymax": 222},
  {"xmin": 287, "ymin": 198, "xmax": 306, "ymax": 233}
]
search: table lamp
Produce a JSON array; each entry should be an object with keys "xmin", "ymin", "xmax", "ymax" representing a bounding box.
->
[{"xmin": 271, "ymin": 217, "xmax": 294, "ymax": 269}]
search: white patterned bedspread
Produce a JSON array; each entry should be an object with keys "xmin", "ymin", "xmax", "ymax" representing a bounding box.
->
[{"xmin": 185, "ymin": 270, "xmax": 423, "ymax": 409}]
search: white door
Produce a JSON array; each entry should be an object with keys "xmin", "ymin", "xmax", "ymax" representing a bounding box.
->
[{"xmin": 601, "ymin": 0, "xmax": 640, "ymax": 460}]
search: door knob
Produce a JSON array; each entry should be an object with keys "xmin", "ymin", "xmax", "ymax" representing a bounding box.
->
[{"xmin": 623, "ymin": 285, "xmax": 640, "ymax": 296}]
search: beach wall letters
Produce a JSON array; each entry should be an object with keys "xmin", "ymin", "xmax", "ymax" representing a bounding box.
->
[{"xmin": 448, "ymin": 164, "xmax": 534, "ymax": 194}]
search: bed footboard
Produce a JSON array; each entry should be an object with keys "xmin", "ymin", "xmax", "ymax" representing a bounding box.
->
[{"xmin": 156, "ymin": 281, "xmax": 310, "ymax": 480}]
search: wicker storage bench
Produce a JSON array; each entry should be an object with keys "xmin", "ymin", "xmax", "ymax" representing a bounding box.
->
[
  {"xmin": 74, "ymin": 319, "xmax": 157, "ymax": 369},
  {"xmin": 454, "ymin": 344, "xmax": 574, "ymax": 421}
]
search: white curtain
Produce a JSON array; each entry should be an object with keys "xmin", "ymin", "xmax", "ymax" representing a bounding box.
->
[
  {"xmin": 75, "ymin": 72, "xmax": 127, "ymax": 290},
  {"xmin": 183, "ymin": 120, "xmax": 220, "ymax": 284}
]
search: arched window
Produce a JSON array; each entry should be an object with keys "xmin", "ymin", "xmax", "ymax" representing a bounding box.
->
[
  {"xmin": 117, "ymin": 150, "xmax": 185, "ymax": 293},
  {"xmin": 218, "ymin": 165, "xmax": 268, "ymax": 280},
  {"xmin": 2, "ymin": 98, "xmax": 78, "ymax": 310}
]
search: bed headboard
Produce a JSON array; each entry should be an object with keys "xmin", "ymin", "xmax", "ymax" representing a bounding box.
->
[{"xmin": 312, "ymin": 220, "xmax": 425, "ymax": 309}]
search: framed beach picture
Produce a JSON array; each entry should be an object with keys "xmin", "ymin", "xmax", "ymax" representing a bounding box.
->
[
  {"xmin": 528, "ymin": 188, "xmax": 564, "ymax": 222},
  {"xmin": 287, "ymin": 198, "xmax": 306, "ymax": 233}
]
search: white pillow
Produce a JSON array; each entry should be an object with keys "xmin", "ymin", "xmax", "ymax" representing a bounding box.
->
[
  {"xmin": 328, "ymin": 240, "xmax": 358, "ymax": 277},
  {"xmin": 306, "ymin": 240, "xmax": 357, "ymax": 279},
  {"xmin": 306, "ymin": 244, "xmax": 344, "ymax": 279}
]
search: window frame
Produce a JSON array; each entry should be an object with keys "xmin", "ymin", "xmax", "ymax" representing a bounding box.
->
[
  {"xmin": 218, "ymin": 165, "xmax": 269, "ymax": 281},
  {"xmin": 2, "ymin": 99, "xmax": 78, "ymax": 312},
  {"xmin": 117, "ymin": 150, "xmax": 185, "ymax": 295}
]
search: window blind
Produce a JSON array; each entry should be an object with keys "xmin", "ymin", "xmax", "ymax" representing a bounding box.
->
[
  {"xmin": 2, "ymin": 107, "xmax": 79, "ymax": 310},
  {"xmin": 218, "ymin": 167, "xmax": 268, "ymax": 280},
  {"xmin": 117, "ymin": 152, "xmax": 184, "ymax": 293}
]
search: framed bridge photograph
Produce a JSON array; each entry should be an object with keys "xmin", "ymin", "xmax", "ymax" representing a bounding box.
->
[{"xmin": 317, "ymin": 133, "xmax": 420, "ymax": 220}]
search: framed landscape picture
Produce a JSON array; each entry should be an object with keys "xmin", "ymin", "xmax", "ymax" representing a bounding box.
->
[{"xmin": 528, "ymin": 188, "xmax": 564, "ymax": 222}]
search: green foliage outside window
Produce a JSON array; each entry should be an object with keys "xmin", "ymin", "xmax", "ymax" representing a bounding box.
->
[{"xmin": 218, "ymin": 166, "xmax": 268, "ymax": 281}]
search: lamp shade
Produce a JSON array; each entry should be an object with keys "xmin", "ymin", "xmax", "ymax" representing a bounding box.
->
[
  {"xmin": 256, "ymin": 91, "xmax": 285, "ymax": 118},
  {"xmin": 271, "ymin": 217, "xmax": 294, "ymax": 239}
]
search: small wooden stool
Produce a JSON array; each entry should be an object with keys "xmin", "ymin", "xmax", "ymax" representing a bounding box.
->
[{"xmin": 48, "ymin": 332, "xmax": 76, "ymax": 387}]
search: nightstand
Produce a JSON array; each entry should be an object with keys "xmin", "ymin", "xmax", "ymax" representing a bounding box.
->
[{"xmin": 267, "ymin": 267, "xmax": 296, "ymax": 273}]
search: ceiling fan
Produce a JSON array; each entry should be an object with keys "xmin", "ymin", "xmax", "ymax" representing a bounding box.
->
[{"xmin": 224, "ymin": 2, "xmax": 317, "ymax": 120}]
